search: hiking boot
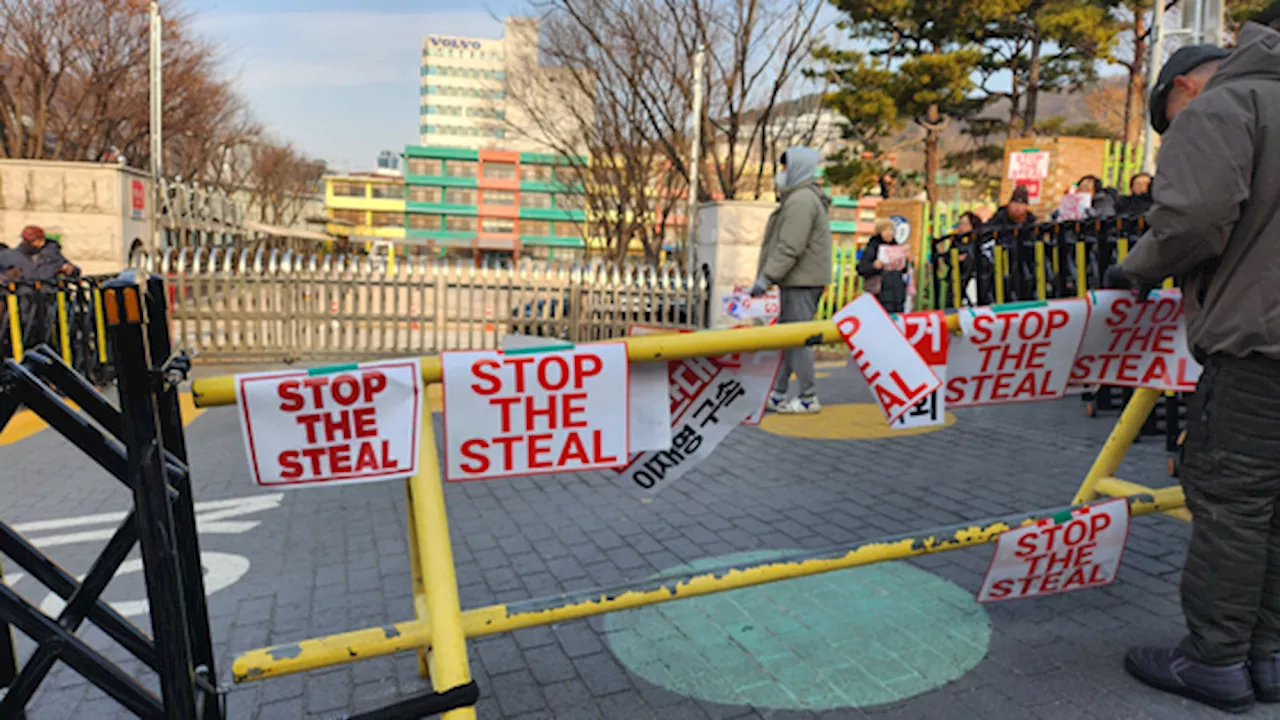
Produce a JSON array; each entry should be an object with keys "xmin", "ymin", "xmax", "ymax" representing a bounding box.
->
[
  {"xmin": 776, "ymin": 395, "xmax": 821, "ymax": 414},
  {"xmin": 1125, "ymin": 647, "xmax": 1255, "ymax": 713},
  {"xmin": 1250, "ymin": 651, "xmax": 1280, "ymax": 703}
]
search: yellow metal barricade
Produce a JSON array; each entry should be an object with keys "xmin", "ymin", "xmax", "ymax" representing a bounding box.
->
[{"xmin": 189, "ymin": 314, "xmax": 1190, "ymax": 713}]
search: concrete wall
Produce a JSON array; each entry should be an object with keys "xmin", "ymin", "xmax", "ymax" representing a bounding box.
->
[
  {"xmin": 0, "ymin": 160, "xmax": 149, "ymax": 275},
  {"xmin": 695, "ymin": 200, "xmax": 776, "ymax": 327}
]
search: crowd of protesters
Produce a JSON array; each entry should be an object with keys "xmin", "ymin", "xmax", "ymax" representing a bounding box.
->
[{"xmin": 0, "ymin": 226, "xmax": 82, "ymax": 357}]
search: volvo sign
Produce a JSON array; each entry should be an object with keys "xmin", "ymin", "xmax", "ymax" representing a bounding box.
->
[{"xmin": 428, "ymin": 36, "xmax": 482, "ymax": 49}]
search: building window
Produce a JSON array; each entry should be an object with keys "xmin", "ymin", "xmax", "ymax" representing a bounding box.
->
[
  {"xmin": 372, "ymin": 212, "xmax": 402, "ymax": 227},
  {"xmin": 555, "ymin": 193, "xmax": 585, "ymax": 211},
  {"xmin": 330, "ymin": 209, "xmax": 365, "ymax": 225},
  {"xmin": 444, "ymin": 187, "xmax": 476, "ymax": 205},
  {"xmin": 408, "ymin": 158, "xmax": 443, "ymax": 176},
  {"xmin": 520, "ymin": 165, "xmax": 553, "ymax": 183},
  {"xmin": 332, "ymin": 182, "xmax": 365, "ymax": 198},
  {"xmin": 520, "ymin": 220, "xmax": 551, "ymax": 236},
  {"xmin": 408, "ymin": 185, "xmax": 442, "ymax": 203},
  {"xmin": 408, "ymin": 213, "xmax": 442, "ymax": 230},
  {"xmin": 482, "ymin": 217, "xmax": 515, "ymax": 233},
  {"xmin": 520, "ymin": 191, "xmax": 551, "ymax": 209},
  {"xmin": 445, "ymin": 215, "xmax": 477, "ymax": 232},
  {"xmin": 370, "ymin": 184, "xmax": 404, "ymax": 199},
  {"xmin": 481, "ymin": 190, "xmax": 515, "ymax": 205},
  {"xmin": 555, "ymin": 221, "xmax": 585, "ymax": 237},
  {"xmin": 483, "ymin": 162, "xmax": 516, "ymax": 180},
  {"xmin": 830, "ymin": 206, "xmax": 860, "ymax": 223},
  {"xmin": 445, "ymin": 160, "xmax": 478, "ymax": 178}
]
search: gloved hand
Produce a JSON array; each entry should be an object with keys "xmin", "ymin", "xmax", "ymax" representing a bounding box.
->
[
  {"xmin": 749, "ymin": 276, "xmax": 770, "ymax": 297},
  {"xmin": 1102, "ymin": 265, "xmax": 1156, "ymax": 301}
]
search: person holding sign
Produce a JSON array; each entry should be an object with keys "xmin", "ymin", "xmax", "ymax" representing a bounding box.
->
[
  {"xmin": 857, "ymin": 220, "xmax": 910, "ymax": 313},
  {"xmin": 750, "ymin": 146, "xmax": 832, "ymax": 414},
  {"xmin": 1107, "ymin": 13, "xmax": 1280, "ymax": 713}
]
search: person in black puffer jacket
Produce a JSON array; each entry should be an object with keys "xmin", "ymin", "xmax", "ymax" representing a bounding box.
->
[{"xmin": 857, "ymin": 220, "xmax": 909, "ymax": 313}]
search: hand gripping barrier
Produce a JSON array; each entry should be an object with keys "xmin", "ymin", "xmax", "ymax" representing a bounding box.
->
[{"xmin": 185, "ymin": 308, "xmax": 1191, "ymax": 718}]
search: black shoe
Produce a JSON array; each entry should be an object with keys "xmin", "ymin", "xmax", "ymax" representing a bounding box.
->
[
  {"xmin": 1250, "ymin": 651, "xmax": 1280, "ymax": 703},
  {"xmin": 1125, "ymin": 646, "xmax": 1255, "ymax": 713}
]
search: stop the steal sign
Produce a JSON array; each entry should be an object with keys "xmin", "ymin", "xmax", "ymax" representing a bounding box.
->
[
  {"xmin": 237, "ymin": 360, "xmax": 423, "ymax": 488},
  {"xmin": 978, "ymin": 498, "xmax": 1129, "ymax": 603},
  {"xmin": 442, "ymin": 344, "xmax": 629, "ymax": 481}
]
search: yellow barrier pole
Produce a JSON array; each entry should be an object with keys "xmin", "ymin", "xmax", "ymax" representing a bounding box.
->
[
  {"xmin": 231, "ymin": 484, "xmax": 1187, "ymax": 682},
  {"xmin": 193, "ymin": 319, "xmax": 874, "ymax": 406},
  {"xmin": 6, "ymin": 288, "xmax": 22, "ymax": 361},
  {"xmin": 56, "ymin": 288, "xmax": 71, "ymax": 364},
  {"xmin": 1072, "ymin": 387, "xmax": 1161, "ymax": 504},
  {"xmin": 1095, "ymin": 477, "xmax": 1191, "ymax": 523},
  {"xmin": 1034, "ymin": 241, "xmax": 1046, "ymax": 300},
  {"xmin": 93, "ymin": 287, "xmax": 109, "ymax": 366},
  {"xmin": 994, "ymin": 246, "xmax": 1006, "ymax": 304},
  {"xmin": 409, "ymin": 407, "xmax": 475, "ymax": 719},
  {"xmin": 1075, "ymin": 241, "xmax": 1087, "ymax": 297},
  {"xmin": 1117, "ymin": 237, "xmax": 1129, "ymax": 261},
  {"xmin": 404, "ymin": 479, "xmax": 430, "ymax": 677}
]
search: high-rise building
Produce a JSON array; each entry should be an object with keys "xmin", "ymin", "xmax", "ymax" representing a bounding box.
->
[{"xmin": 376, "ymin": 150, "xmax": 400, "ymax": 172}]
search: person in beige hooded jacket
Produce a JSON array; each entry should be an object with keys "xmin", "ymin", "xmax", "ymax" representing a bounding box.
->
[
  {"xmin": 750, "ymin": 147, "xmax": 833, "ymax": 414},
  {"xmin": 1112, "ymin": 12, "xmax": 1280, "ymax": 713}
]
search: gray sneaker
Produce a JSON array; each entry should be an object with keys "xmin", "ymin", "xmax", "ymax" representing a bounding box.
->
[
  {"xmin": 1250, "ymin": 651, "xmax": 1280, "ymax": 703},
  {"xmin": 1125, "ymin": 647, "xmax": 1255, "ymax": 713}
]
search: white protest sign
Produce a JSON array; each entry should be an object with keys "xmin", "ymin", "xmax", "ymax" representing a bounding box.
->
[
  {"xmin": 618, "ymin": 368, "xmax": 751, "ymax": 495},
  {"xmin": 501, "ymin": 334, "xmax": 669, "ymax": 451},
  {"xmin": 629, "ymin": 324, "xmax": 782, "ymax": 426},
  {"xmin": 1070, "ymin": 289, "xmax": 1200, "ymax": 392},
  {"xmin": 945, "ymin": 299, "xmax": 1089, "ymax": 407},
  {"xmin": 978, "ymin": 498, "xmax": 1129, "ymax": 603},
  {"xmin": 833, "ymin": 295, "xmax": 940, "ymax": 424},
  {"xmin": 236, "ymin": 360, "xmax": 422, "ymax": 489},
  {"xmin": 892, "ymin": 311, "xmax": 949, "ymax": 430},
  {"xmin": 877, "ymin": 243, "xmax": 911, "ymax": 272},
  {"xmin": 722, "ymin": 285, "xmax": 781, "ymax": 323},
  {"xmin": 441, "ymin": 344, "xmax": 629, "ymax": 481},
  {"xmin": 1007, "ymin": 151, "xmax": 1050, "ymax": 180}
]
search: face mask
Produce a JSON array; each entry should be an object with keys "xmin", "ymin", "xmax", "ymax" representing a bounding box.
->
[{"xmin": 775, "ymin": 171, "xmax": 787, "ymax": 192}]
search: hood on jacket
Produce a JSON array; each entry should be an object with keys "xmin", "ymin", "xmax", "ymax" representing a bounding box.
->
[
  {"xmin": 1210, "ymin": 22, "xmax": 1280, "ymax": 89},
  {"xmin": 780, "ymin": 146, "xmax": 821, "ymax": 191}
]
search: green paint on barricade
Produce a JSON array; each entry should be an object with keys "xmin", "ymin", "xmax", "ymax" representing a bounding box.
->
[
  {"xmin": 605, "ymin": 550, "xmax": 991, "ymax": 711},
  {"xmin": 503, "ymin": 342, "xmax": 575, "ymax": 356},
  {"xmin": 307, "ymin": 363, "xmax": 359, "ymax": 376}
]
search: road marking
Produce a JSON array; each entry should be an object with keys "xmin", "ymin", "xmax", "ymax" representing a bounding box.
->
[
  {"xmin": 38, "ymin": 553, "xmax": 250, "ymax": 618},
  {"xmin": 0, "ymin": 393, "xmax": 205, "ymax": 446}
]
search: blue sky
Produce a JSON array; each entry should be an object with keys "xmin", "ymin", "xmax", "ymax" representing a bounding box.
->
[{"xmin": 187, "ymin": 0, "xmax": 526, "ymax": 170}]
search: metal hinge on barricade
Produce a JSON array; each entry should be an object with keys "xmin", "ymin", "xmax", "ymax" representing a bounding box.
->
[{"xmin": 153, "ymin": 346, "xmax": 198, "ymax": 390}]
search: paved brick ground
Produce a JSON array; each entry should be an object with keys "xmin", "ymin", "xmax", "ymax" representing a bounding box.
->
[{"xmin": 1, "ymin": 362, "xmax": 1276, "ymax": 719}]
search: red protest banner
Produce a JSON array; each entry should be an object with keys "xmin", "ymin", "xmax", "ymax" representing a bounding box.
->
[
  {"xmin": 237, "ymin": 360, "xmax": 422, "ymax": 488},
  {"xmin": 945, "ymin": 299, "xmax": 1089, "ymax": 407},
  {"xmin": 978, "ymin": 498, "xmax": 1129, "ymax": 603},
  {"xmin": 441, "ymin": 344, "xmax": 629, "ymax": 481},
  {"xmin": 834, "ymin": 295, "xmax": 940, "ymax": 424},
  {"xmin": 892, "ymin": 311, "xmax": 950, "ymax": 429},
  {"xmin": 1070, "ymin": 289, "xmax": 1201, "ymax": 392}
]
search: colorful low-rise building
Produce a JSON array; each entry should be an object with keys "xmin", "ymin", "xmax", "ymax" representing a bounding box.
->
[{"xmin": 323, "ymin": 171, "xmax": 406, "ymax": 243}]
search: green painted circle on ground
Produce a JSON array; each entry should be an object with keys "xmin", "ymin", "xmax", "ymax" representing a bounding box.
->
[{"xmin": 603, "ymin": 551, "xmax": 991, "ymax": 711}]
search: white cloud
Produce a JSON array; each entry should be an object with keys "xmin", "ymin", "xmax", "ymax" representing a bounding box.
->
[{"xmin": 193, "ymin": 11, "xmax": 505, "ymax": 89}]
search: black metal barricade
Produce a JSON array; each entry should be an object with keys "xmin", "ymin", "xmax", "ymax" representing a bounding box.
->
[
  {"xmin": 1, "ymin": 277, "xmax": 115, "ymax": 386},
  {"xmin": 0, "ymin": 271, "xmax": 220, "ymax": 719}
]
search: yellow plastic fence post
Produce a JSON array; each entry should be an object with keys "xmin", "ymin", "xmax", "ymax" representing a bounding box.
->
[
  {"xmin": 56, "ymin": 287, "xmax": 71, "ymax": 364},
  {"xmin": 1072, "ymin": 387, "xmax": 1162, "ymax": 504},
  {"xmin": 994, "ymin": 246, "xmax": 1007, "ymax": 304},
  {"xmin": 1117, "ymin": 237, "xmax": 1129, "ymax": 262},
  {"xmin": 407, "ymin": 393, "xmax": 476, "ymax": 719},
  {"xmin": 1075, "ymin": 240, "xmax": 1088, "ymax": 297},
  {"xmin": 1034, "ymin": 240, "xmax": 1046, "ymax": 300},
  {"xmin": 6, "ymin": 288, "xmax": 21, "ymax": 361},
  {"xmin": 949, "ymin": 248, "xmax": 961, "ymax": 309},
  {"xmin": 93, "ymin": 286, "xmax": 109, "ymax": 365}
]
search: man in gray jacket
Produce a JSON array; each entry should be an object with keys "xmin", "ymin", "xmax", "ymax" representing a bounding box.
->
[
  {"xmin": 750, "ymin": 147, "xmax": 833, "ymax": 414},
  {"xmin": 1116, "ymin": 11, "xmax": 1280, "ymax": 713}
]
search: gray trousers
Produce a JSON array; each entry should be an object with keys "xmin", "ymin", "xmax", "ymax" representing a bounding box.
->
[
  {"xmin": 1180, "ymin": 355, "xmax": 1280, "ymax": 665},
  {"xmin": 772, "ymin": 286, "xmax": 823, "ymax": 397}
]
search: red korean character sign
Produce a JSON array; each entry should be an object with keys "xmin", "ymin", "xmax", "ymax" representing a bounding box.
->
[
  {"xmin": 236, "ymin": 360, "xmax": 423, "ymax": 488},
  {"xmin": 892, "ymin": 311, "xmax": 949, "ymax": 429},
  {"xmin": 833, "ymin": 295, "xmax": 940, "ymax": 424},
  {"xmin": 978, "ymin": 498, "xmax": 1129, "ymax": 603},
  {"xmin": 441, "ymin": 344, "xmax": 630, "ymax": 481},
  {"xmin": 1070, "ymin": 289, "xmax": 1200, "ymax": 392},
  {"xmin": 945, "ymin": 299, "xmax": 1089, "ymax": 407}
]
